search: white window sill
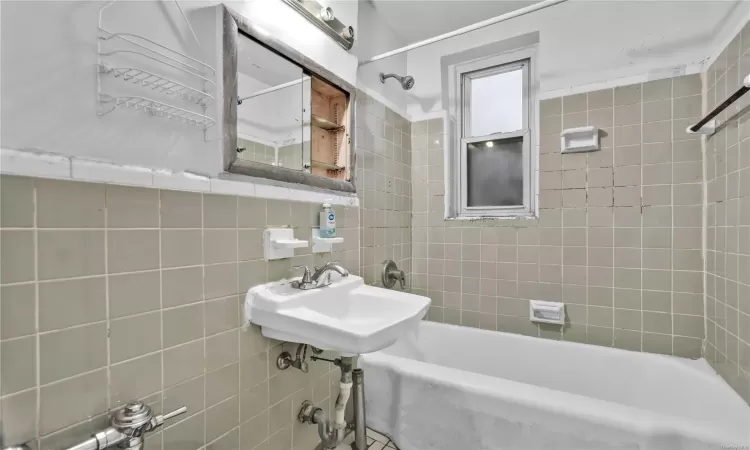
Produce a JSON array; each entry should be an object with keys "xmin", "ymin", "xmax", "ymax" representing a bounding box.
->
[{"xmin": 444, "ymin": 214, "xmax": 538, "ymax": 227}]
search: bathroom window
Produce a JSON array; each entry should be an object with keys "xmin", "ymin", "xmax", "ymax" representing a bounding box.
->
[{"xmin": 445, "ymin": 39, "xmax": 537, "ymax": 219}]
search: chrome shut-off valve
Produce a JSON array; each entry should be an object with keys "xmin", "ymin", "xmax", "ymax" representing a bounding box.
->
[{"xmin": 61, "ymin": 401, "xmax": 187, "ymax": 450}]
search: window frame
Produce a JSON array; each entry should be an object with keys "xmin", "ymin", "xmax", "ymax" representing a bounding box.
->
[{"xmin": 447, "ymin": 45, "xmax": 538, "ymax": 219}]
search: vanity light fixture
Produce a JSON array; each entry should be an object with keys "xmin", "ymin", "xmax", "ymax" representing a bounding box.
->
[{"xmin": 281, "ymin": 0, "xmax": 355, "ymax": 50}]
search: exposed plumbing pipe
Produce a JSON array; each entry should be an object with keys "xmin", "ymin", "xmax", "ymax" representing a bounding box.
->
[
  {"xmin": 352, "ymin": 369, "xmax": 367, "ymax": 450},
  {"xmin": 334, "ymin": 381, "xmax": 353, "ymax": 426},
  {"xmin": 358, "ymin": 0, "xmax": 569, "ymax": 65},
  {"xmin": 334, "ymin": 357, "xmax": 353, "ymax": 429},
  {"xmin": 298, "ymin": 356, "xmax": 356, "ymax": 449}
]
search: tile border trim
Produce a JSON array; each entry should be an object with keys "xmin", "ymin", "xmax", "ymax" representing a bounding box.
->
[{"xmin": 0, "ymin": 148, "xmax": 359, "ymax": 207}]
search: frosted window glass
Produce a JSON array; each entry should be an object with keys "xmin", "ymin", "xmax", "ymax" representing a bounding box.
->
[
  {"xmin": 466, "ymin": 138, "xmax": 523, "ymax": 207},
  {"xmin": 468, "ymin": 68, "xmax": 523, "ymax": 137}
]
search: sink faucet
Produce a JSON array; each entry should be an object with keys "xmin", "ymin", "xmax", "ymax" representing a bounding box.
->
[{"xmin": 292, "ymin": 262, "xmax": 349, "ymax": 290}]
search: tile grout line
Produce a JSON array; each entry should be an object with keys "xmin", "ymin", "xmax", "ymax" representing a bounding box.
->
[
  {"xmin": 34, "ymin": 177, "xmax": 41, "ymax": 447},
  {"xmin": 669, "ymin": 80, "xmax": 677, "ymax": 355},
  {"xmin": 201, "ymin": 191, "xmax": 208, "ymax": 447},
  {"xmin": 157, "ymin": 188, "xmax": 165, "ymax": 432}
]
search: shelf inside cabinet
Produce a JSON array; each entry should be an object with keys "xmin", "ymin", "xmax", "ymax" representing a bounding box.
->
[
  {"xmin": 312, "ymin": 115, "xmax": 345, "ymax": 131},
  {"xmin": 311, "ymin": 160, "xmax": 344, "ymax": 170},
  {"xmin": 310, "ymin": 76, "xmax": 350, "ymax": 180}
]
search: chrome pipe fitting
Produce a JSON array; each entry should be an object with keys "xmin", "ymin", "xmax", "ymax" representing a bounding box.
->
[{"xmin": 352, "ymin": 369, "xmax": 368, "ymax": 450}]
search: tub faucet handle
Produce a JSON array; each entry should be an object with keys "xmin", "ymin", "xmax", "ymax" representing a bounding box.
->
[
  {"xmin": 382, "ymin": 260, "xmax": 406, "ymax": 290},
  {"xmin": 391, "ymin": 269, "xmax": 405, "ymax": 290}
]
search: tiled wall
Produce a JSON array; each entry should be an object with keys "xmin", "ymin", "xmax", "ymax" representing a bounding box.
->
[
  {"xmin": 354, "ymin": 92, "xmax": 412, "ymax": 287},
  {"xmin": 704, "ymin": 20, "xmax": 750, "ymax": 404},
  {"xmin": 412, "ymin": 74, "xmax": 705, "ymax": 358},
  {"xmin": 0, "ymin": 175, "xmax": 360, "ymax": 450},
  {"xmin": 236, "ymin": 139, "xmax": 306, "ymax": 173},
  {"xmin": 237, "ymin": 137, "xmax": 276, "ymax": 166}
]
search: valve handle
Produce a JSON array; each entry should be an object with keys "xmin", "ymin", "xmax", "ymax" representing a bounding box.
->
[
  {"xmin": 152, "ymin": 406, "xmax": 187, "ymax": 428},
  {"xmin": 161, "ymin": 406, "xmax": 187, "ymax": 421}
]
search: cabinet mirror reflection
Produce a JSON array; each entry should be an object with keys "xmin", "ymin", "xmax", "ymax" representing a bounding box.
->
[{"xmin": 235, "ymin": 35, "xmax": 351, "ymax": 181}]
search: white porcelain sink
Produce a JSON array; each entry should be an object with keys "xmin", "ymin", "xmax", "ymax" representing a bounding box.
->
[{"xmin": 245, "ymin": 274, "xmax": 430, "ymax": 355}]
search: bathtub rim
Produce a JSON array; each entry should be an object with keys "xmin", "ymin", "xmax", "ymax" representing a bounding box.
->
[{"xmin": 361, "ymin": 322, "xmax": 750, "ymax": 446}]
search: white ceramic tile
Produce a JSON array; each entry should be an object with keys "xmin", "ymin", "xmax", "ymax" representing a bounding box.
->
[
  {"xmin": 71, "ymin": 158, "xmax": 154, "ymax": 186},
  {"xmin": 1, "ymin": 148, "xmax": 360, "ymax": 206},
  {"xmin": 1, "ymin": 148, "xmax": 71, "ymax": 178},
  {"xmin": 210, "ymin": 178, "xmax": 255, "ymax": 197},
  {"xmin": 291, "ymin": 188, "xmax": 320, "ymax": 204},
  {"xmin": 254, "ymin": 183, "xmax": 290, "ymax": 200},
  {"xmin": 368, "ymin": 429, "xmax": 389, "ymax": 444},
  {"xmin": 153, "ymin": 170, "xmax": 211, "ymax": 192}
]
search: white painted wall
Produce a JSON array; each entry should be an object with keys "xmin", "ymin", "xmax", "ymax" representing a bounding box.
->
[
  {"xmin": 400, "ymin": 0, "xmax": 730, "ymax": 120},
  {"xmin": 355, "ymin": 0, "xmax": 409, "ymax": 115},
  {"xmin": 708, "ymin": 0, "xmax": 750, "ymax": 64},
  {"xmin": 0, "ymin": 0, "xmax": 357, "ymax": 177}
]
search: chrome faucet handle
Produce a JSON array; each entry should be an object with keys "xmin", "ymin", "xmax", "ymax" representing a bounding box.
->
[
  {"xmin": 291, "ymin": 266, "xmax": 315, "ymax": 289},
  {"xmin": 292, "ymin": 265, "xmax": 313, "ymax": 283}
]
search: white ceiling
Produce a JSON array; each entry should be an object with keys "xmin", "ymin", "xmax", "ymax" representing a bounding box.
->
[
  {"xmin": 369, "ymin": 0, "xmax": 540, "ymax": 45},
  {"xmin": 363, "ymin": 0, "xmax": 745, "ymax": 114},
  {"xmin": 368, "ymin": 0, "xmax": 739, "ymax": 51}
]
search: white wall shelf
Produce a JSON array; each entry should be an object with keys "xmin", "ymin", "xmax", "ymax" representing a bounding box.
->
[
  {"xmin": 530, "ymin": 300, "xmax": 566, "ymax": 325},
  {"xmin": 98, "ymin": 95, "xmax": 216, "ymax": 128},
  {"xmin": 560, "ymin": 126, "xmax": 600, "ymax": 153},
  {"xmin": 98, "ymin": 65, "xmax": 214, "ymax": 105},
  {"xmin": 312, "ymin": 228, "xmax": 344, "ymax": 253},
  {"xmin": 264, "ymin": 228, "xmax": 309, "ymax": 260}
]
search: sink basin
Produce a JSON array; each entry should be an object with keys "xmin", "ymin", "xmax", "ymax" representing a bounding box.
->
[{"xmin": 245, "ymin": 274, "xmax": 430, "ymax": 355}]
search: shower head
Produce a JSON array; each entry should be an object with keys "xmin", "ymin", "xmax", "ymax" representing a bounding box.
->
[{"xmin": 379, "ymin": 72, "xmax": 415, "ymax": 90}]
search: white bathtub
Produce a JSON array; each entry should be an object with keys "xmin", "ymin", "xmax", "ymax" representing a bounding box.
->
[{"xmin": 360, "ymin": 321, "xmax": 750, "ymax": 450}]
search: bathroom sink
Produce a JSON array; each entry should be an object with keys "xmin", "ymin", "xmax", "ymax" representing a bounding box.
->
[{"xmin": 245, "ymin": 275, "xmax": 430, "ymax": 355}]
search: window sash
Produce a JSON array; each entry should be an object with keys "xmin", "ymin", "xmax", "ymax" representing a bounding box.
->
[
  {"xmin": 461, "ymin": 61, "xmax": 529, "ymax": 139},
  {"xmin": 459, "ymin": 130, "xmax": 530, "ymax": 216},
  {"xmin": 447, "ymin": 45, "xmax": 537, "ymax": 219}
]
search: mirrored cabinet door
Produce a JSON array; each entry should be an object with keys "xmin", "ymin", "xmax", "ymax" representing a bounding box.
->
[
  {"xmin": 236, "ymin": 36, "xmax": 308, "ymax": 171},
  {"xmin": 228, "ymin": 15, "xmax": 353, "ymax": 189}
]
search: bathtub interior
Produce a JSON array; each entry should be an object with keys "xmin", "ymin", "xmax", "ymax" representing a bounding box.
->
[{"xmin": 379, "ymin": 321, "xmax": 750, "ymax": 435}]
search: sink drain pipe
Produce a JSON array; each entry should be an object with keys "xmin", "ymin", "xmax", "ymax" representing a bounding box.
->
[{"xmin": 299, "ymin": 356, "xmax": 362, "ymax": 449}]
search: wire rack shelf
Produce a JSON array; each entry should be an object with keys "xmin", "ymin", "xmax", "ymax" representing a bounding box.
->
[
  {"xmin": 96, "ymin": 0, "xmax": 215, "ymax": 128},
  {"xmin": 99, "ymin": 65, "xmax": 214, "ymax": 105},
  {"xmin": 98, "ymin": 95, "xmax": 216, "ymax": 128}
]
